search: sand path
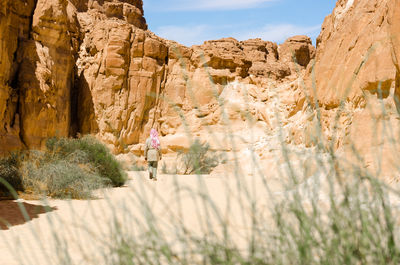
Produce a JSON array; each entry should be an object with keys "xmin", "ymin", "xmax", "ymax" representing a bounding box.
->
[{"xmin": 0, "ymin": 171, "xmax": 281, "ymax": 265}]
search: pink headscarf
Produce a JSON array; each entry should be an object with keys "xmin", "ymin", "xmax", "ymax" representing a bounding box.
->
[{"xmin": 150, "ymin": 129, "xmax": 160, "ymax": 149}]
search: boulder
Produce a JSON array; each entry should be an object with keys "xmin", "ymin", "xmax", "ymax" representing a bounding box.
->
[{"xmin": 279, "ymin": 35, "xmax": 316, "ymax": 67}]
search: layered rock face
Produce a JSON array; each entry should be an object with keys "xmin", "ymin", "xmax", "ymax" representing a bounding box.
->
[
  {"xmin": 0, "ymin": 0, "xmax": 315, "ymax": 154},
  {"xmin": 0, "ymin": 0, "xmax": 148, "ymax": 154},
  {"xmin": 1, "ymin": 0, "xmax": 80, "ymax": 151},
  {"xmin": 84, "ymin": 33, "xmax": 313, "ymax": 152},
  {"xmin": 1, "ymin": 0, "xmax": 399, "ymax": 180},
  {"xmin": 0, "ymin": 0, "xmax": 150, "ymax": 154},
  {"xmin": 157, "ymin": 37, "xmax": 313, "ymax": 139},
  {"xmin": 76, "ymin": 11, "xmax": 166, "ymax": 150},
  {"xmin": 19, "ymin": 0, "xmax": 80, "ymax": 148},
  {"xmin": 309, "ymin": 0, "xmax": 400, "ymax": 107},
  {"xmin": 0, "ymin": 0, "xmax": 36, "ymax": 153},
  {"xmin": 301, "ymin": 0, "xmax": 400, "ymax": 179}
]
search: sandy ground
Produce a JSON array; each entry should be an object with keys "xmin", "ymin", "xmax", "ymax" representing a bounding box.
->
[
  {"xmin": 2, "ymin": 166, "xmax": 400, "ymax": 265},
  {"xmin": 0, "ymin": 170, "xmax": 283, "ymax": 265}
]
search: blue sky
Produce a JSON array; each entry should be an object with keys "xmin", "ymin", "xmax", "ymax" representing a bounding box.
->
[{"xmin": 144, "ymin": 0, "xmax": 337, "ymax": 46}]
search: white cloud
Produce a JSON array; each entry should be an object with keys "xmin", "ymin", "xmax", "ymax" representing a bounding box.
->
[
  {"xmin": 155, "ymin": 23, "xmax": 322, "ymax": 46},
  {"xmin": 156, "ymin": 25, "xmax": 216, "ymax": 46},
  {"xmin": 151, "ymin": 0, "xmax": 276, "ymax": 11}
]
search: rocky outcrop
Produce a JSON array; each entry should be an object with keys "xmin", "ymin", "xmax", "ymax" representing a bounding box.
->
[
  {"xmin": 279, "ymin": 35, "xmax": 315, "ymax": 69},
  {"xmin": 153, "ymin": 37, "xmax": 315, "ymax": 142},
  {"xmin": 2, "ymin": 0, "xmax": 399, "ymax": 182},
  {"xmin": 309, "ymin": 0, "xmax": 400, "ymax": 108},
  {"xmin": 76, "ymin": 18, "xmax": 167, "ymax": 150},
  {"xmin": 18, "ymin": 0, "xmax": 80, "ymax": 148},
  {"xmin": 0, "ymin": 0, "xmax": 316, "ymax": 155},
  {"xmin": 0, "ymin": 0, "xmax": 36, "ymax": 154},
  {"xmin": 298, "ymin": 0, "xmax": 400, "ymax": 180},
  {"xmin": 0, "ymin": 0, "xmax": 151, "ymax": 154},
  {"xmin": 190, "ymin": 37, "xmax": 313, "ymax": 83},
  {"xmin": 242, "ymin": 38, "xmax": 291, "ymax": 79},
  {"xmin": 69, "ymin": 0, "xmax": 147, "ymax": 29}
]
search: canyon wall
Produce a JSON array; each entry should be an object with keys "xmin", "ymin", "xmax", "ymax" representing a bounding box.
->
[
  {"xmin": 303, "ymin": 0, "xmax": 400, "ymax": 179},
  {"xmin": 1, "ymin": 0, "xmax": 399, "ymax": 181},
  {"xmin": 0, "ymin": 0, "xmax": 315, "ymax": 154},
  {"xmin": 309, "ymin": 0, "xmax": 400, "ymax": 108},
  {"xmin": 0, "ymin": 0, "xmax": 151, "ymax": 154},
  {"xmin": 0, "ymin": 0, "xmax": 149, "ymax": 154},
  {"xmin": 0, "ymin": 0, "xmax": 37, "ymax": 153}
]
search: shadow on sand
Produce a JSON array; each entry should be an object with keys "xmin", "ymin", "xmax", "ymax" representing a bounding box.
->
[{"xmin": 0, "ymin": 200, "xmax": 57, "ymax": 230}]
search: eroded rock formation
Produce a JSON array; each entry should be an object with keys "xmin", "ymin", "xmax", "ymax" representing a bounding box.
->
[
  {"xmin": 3, "ymin": 0, "xmax": 398, "ymax": 182},
  {"xmin": 0, "ymin": 0, "xmax": 315, "ymax": 155},
  {"xmin": 0, "ymin": 0, "xmax": 151, "ymax": 154},
  {"xmin": 0, "ymin": 0, "xmax": 36, "ymax": 153},
  {"xmin": 309, "ymin": 0, "xmax": 400, "ymax": 108},
  {"xmin": 301, "ymin": 0, "xmax": 400, "ymax": 179},
  {"xmin": 76, "ymin": 16, "xmax": 167, "ymax": 150}
]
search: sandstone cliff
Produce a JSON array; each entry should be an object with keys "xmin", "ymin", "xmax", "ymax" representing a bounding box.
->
[
  {"xmin": 309, "ymin": 0, "xmax": 400, "ymax": 108},
  {"xmin": 301, "ymin": 0, "xmax": 400, "ymax": 180},
  {"xmin": 1, "ymin": 0, "xmax": 149, "ymax": 154},
  {"xmin": 0, "ymin": 0, "xmax": 315, "ymax": 155},
  {"xmin": 0, "ymin": 0, "xmax": 37, "ymax": 153},
  {"xmin": 1, "ymin": 0, "xmax": 400, "ymax": 180}
]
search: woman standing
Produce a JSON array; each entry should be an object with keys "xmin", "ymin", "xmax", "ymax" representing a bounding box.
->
[{"xmin": 144, "ymin": 129, "xmax": 162, "ymax": 181}]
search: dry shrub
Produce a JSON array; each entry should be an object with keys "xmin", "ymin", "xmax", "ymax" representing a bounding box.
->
[
  {"xmin": 0, "ymin": 136, "xmax": 126, "ymax": 199},
  {"xmin": 177, "ymin": 139, "xmax": 219, "ymax": 175}
]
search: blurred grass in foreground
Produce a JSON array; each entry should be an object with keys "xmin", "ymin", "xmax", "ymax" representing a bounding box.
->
[{"xmin": 2, "ymin": 44, "xmax": 400, "ymax": 265}]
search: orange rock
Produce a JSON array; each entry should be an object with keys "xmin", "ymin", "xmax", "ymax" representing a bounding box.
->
[
  {"xmin": 0, "ymin": 0, "xmax": 36, "ymax": 154},
  {"xmin": 279, "ymin": 35, "xmax": 316, "ymax": 67},
  {"xmin": 308, "ymin": 0, "xmax": 400, "ymax": 108},
  {"xmin": 0, "ymin": 0, "xmax": 318, "ymax": 155}
]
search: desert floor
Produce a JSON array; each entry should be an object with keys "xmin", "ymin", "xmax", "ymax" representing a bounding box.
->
[
  {"xmin": 3, "ymin": 167, "xmax": 400, "ymax": 265},
  {"xmin": 0, "ymin": 170, "xmax": 285, "ymax": 265}
]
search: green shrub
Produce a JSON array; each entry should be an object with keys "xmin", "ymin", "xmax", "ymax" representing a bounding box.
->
[
  {"xmin": 46, "ymin": 136, "xmax": 127, "ymax": 186},
  {"xmin": 178, "ymin": 139, "xmax": 219, "ymax": 174},
  {"xmin": 0, "ymin": 154, "xmax": 22, "ymax": 194},
  {"xmin": 0, "ymin": 136, "xmax": 126, "ymax": 199},
  {"xmin": 21, "ymin": 159, "xmax": 110, "ymax": 199}
]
